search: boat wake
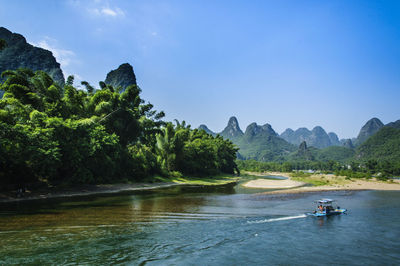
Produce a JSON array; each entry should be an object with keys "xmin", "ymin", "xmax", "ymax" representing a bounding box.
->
[{"xmin": 247, "ymin": 214, "xmax": 307, "ymax": 224}]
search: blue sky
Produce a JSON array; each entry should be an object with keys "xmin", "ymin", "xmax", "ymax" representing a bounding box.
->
[{"xmin": 1, "ymin": 0, "xmax": 399, "ymax": 138}]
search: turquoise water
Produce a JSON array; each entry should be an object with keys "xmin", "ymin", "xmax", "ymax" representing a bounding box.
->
[{"xmin": 1, "ymin": 182, "xmax": 400, "ymax": 265}]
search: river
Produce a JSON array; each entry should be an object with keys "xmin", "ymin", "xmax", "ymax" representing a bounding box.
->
[{"xmin": 1, "ymin": 178, "xmax": 400, "ymax": 265}]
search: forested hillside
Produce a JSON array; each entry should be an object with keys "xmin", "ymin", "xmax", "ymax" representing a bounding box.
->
[{"xmin": 356, "ymin": 127, "xmax": 400, "ymax": 163}]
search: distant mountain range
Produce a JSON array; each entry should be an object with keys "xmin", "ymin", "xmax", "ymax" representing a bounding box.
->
[
  {"xmin": 280, "ymin": 126, "xmax": 338, "ymax": 149},
  {"xmin": 199, "ymin": 116, "xmax": 400, "ymax": 162},
  {"xmin": 200, "ymin": 117, "xmax": 295, "ymax": 161}
]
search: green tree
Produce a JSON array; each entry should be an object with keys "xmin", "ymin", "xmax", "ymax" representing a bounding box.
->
[
  {"xmin": 0, "ymin": 39, "xmax": 6, "ymax": 50},
  {"xmin": 0, "ymin": 66, "xmax": 238, "ymax": 190}
]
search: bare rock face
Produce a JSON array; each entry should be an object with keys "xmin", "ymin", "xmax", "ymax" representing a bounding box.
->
[
  {"xmin": 299, "ymin": 140, "xmax": 308, "ymax": 152},
  {"xmin": 280, "ymin": 127, "xmax": 311, "ymax": 146},
  {"xmin": 281, "ymin": 128, "xmax": 294, "ymax": 140},
  {"xmin": 280, "ymin": 126, "xmax": 336, "ymax": 148},
  {"xmin": 220, "ymin": 116, "xmax": 244, "ymax": 139},
  {"xmin": 244, "ymin": 122, "xmax": 277, "ymax": 138},
  {"xmin": 328, "ymin": 132, "xmax": 340, "ymax": 146},
  {"xmin": 104, "ymin": 63, "xmax": 137, "ymax": 90},
  {"xmin": 308, "ymin": 126, "xmax": 332, "ymax": 149},
  {"xmin": 341, "ymin": 139, "xmax": 355, "ymax": 149},
  {"xmin": 0, "ymin": 27, "xmax": 65, "ymax": 85},
  {"xmin": 356, "ymin": 118, "xmax": 384, "ymax": 145},
  {"xmin": 297, "ymin": 141, "xmax": 314, "ymax": 160}
]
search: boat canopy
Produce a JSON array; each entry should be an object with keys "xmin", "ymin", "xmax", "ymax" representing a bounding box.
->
[{"xmin": 316, "ymin": 199, "xmax": 334, "ymax": 204}]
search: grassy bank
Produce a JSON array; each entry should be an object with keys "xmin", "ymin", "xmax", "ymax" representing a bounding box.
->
[
  {"xmin": 154, "ymin": 174, "xmax": 239, "ymax": 186},
  {"xmin": 290, "ymin": 174, "xmax": 348, "ymax": 186},
  {"xmin": 242, "ymin": 170, "xmax": 351, "ymax": 187}
]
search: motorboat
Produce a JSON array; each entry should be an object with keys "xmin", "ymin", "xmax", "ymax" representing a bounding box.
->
[{"xmin": 306, "ymin": 199, "xmax": 347, "ymax": 217}]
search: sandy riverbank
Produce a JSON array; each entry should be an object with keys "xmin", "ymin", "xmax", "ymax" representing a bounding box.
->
[
  {"xmin": 242, "ymin": 171, "xmax": 303, "ymax": 189},
  {"xmin": 242, "ymin": 172, "xmax": 400, "ymax": 194},
  {"xmin": 3, "ymin": 172, "xmax": 400, "ymax": 202},
  {"xmin": 243, "ymin": 178, "xmax": 305, "ymax": 189}
]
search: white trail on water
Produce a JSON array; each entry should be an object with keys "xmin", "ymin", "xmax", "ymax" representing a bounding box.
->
[{"xmin": 247, "ymin": 214, "xmax": 307, "ymax": 224}]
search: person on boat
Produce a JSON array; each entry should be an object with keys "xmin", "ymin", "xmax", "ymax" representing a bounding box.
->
[{"xmin": 318, "ymin": 205, "xmax": 323, "ymax": 212}]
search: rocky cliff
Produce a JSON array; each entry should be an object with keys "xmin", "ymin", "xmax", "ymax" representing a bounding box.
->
[
  {"xmin": 104, "ymin": 63, "xmax": 137, "ymax": 90},
  {"xmin": 291, "ymin": 141, "xmax": 314, "ymax": 161},
  {"xmin": 355, "ymin": 118, "xmax": 384, "ymax": 145},
  {"xmin": 0, "ymin": 27, "xmax": 65, "ymax": 85},
  {"xmin": 220, "ymin": 116, "xmax": 244, "ymax": 139},
  {"xmin": 280, "ymin": 126, "xmax": 338, "ymax": 148},
  {"xmin": 280, "ymin": 128, "xmax": 310, "ymax": 145},
  {"xmin": 341, "ymin": 139, "xmax": 355, "ymax": 149},
  {"xmin": 244, "ymin": 122, "xmax": 277, "ymax": 138},
  {"xmin": 308, "ymin": 126, "xmax": 332, "ymax": 149},
  {"xmin": 328, "ymin": 132, "xmax": 340, "ymax": 146},
  {"xmin": 280, "ymin": 128, "xmax": 294, "ymax": 141}
]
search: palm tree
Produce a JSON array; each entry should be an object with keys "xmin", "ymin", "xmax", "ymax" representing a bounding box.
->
[
  {"xmin": 81, "ymin": 81, "xmax": 95, "ymax": 94},
  {"xmin": 156, "ymin": 123, "xmax": 176, "ymax": 172}
]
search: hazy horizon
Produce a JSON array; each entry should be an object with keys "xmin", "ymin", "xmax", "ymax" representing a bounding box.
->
[{"xmin": 1, "ymin": 0, "xmax": 399, "ymax": 138}]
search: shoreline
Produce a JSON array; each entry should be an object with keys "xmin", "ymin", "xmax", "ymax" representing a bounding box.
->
[
  {"xmin": 0, "ymin": 182, "xmax": 182, "ymax": 203},
  {"xmin": 0, "ymin": 175, "xmax": 239, "ymax": 203},
  {"xmin": 242, "ymin": 171, "xmax": 400, "ymax": 194},
  {"xmin": 242, "ymin": 177, "xmax": 305, "ymax": 189},
  {"xmin": 2, "ymin": 172, "xmax": 400, "ymax": 203}
]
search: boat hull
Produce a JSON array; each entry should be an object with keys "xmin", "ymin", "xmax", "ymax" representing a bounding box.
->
[{"xmin": 306, "ymin": 208, "xmax": 347, "ymax": 217}]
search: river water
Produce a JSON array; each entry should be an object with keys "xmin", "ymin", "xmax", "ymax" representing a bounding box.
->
[{"xmin": 1, "ymin": 178, "xmax": 400, "ymax": 265}]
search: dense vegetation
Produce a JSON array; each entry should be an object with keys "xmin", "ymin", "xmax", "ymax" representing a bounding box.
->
[
  {"xmin": 0, "ymin": 69, "xmax": 238, "ymax": 189},
  {"xmin": 237, "ymin": 157, "xmax": 400, "ymax": 178},
  {"xmin": 287, "ymin": 144, "xmax": 355, "ymax": 163},
  {"xmin": 314, "ymin": 146, "xmax": 355, "ymax": 162},
  {"xmin": 237, "ymin": 159, "xmax": 344, "ymax": 173},
  {"xmin": 0, "ymin": 39, "xmax": 6, "ymax": 50},
  {"xmin": 356, "ymin": 127, "xmax": 400, "ymax": 162},
  {"xmin": 235, "ymin": 131, "xmax": 296, "ymax": 161}
]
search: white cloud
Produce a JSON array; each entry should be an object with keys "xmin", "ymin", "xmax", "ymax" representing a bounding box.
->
[
  {"xmin": 68, "ymin": 0, "xmax": 125, "ymax": 18},
  {"xmin": 91, "ymin": 7, "xmax": 125, "ymax": 17},
  {"xmin": 102, "ymin": 7, "xmax": 124, "ymax": 17},
  {"xmin": 89, "ymin": 4, "xmax": 125, "ymax": 18},
  {"xmin": 31, "ymin": 37, "xmax": 76, "ymax": 69},
  {"xmin": 30, "ymin": 37, "xmax": 80, "ymax": 82}
]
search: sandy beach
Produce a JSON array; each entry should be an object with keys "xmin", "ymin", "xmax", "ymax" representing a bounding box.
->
[
  {"xmin": 243, "ymin": 178, "xmax": 305, "ymax": 189},
  {"xmin": 242, "ymin": 172, "xmax": 400, "ymax": 194}
]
